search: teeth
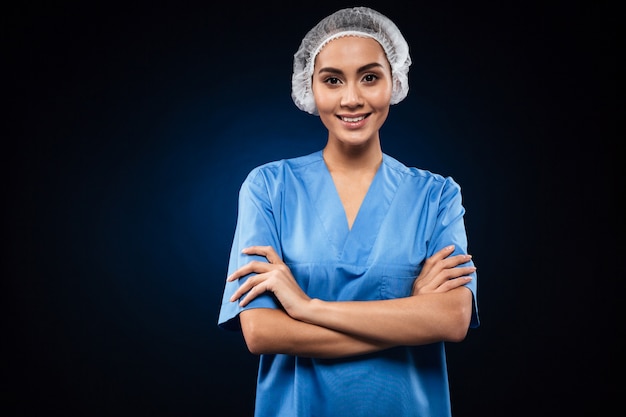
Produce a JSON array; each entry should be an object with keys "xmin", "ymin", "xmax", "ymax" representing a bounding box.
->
[{"xmin": 342, "ymin": 116, "xmax": 365, "ymax": 122}]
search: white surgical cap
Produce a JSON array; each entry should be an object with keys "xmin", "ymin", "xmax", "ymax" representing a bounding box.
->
[{"xmin": 291, "ymin": 6, "xmax": 412, "ymax": 115}]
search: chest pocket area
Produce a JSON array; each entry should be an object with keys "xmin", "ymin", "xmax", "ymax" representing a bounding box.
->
[{"xmin": 380, "ymin": 266, "xmax": 420, "ymax": 299}]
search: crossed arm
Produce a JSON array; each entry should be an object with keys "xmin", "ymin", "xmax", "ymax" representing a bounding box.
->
[{"xmin": 228, "ymin": 245, "xmax": 475, "ymax": 359}]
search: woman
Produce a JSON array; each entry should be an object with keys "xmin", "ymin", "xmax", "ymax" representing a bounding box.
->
[{"xmin": 218, "ymin": 6, "xmax": 479, "ymax": 416}]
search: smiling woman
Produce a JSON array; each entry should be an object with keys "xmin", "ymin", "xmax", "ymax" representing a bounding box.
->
[
  {"xmin": 313, "ymin": 36, "xmax": 393, "ymax": 228},
  {"xmin": 218, "ymin": 6, "xmax": 479, "ymax": 417}
]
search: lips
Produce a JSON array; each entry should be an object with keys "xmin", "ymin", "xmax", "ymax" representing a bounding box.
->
[
  {"xmin": 338, "ymin": 113, "xmax": 371, "ymax": 122},
  {"xmin": 340, "ymin": 115, "xmax": 366, "ymax": 122}
]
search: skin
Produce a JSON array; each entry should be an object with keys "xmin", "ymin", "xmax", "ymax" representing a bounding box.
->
[{"xmin": 228, "ymin": 36, "xmax": 475, "ymax": 359}]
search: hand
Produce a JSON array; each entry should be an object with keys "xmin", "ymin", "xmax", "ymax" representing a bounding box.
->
[
  {"xmin": 227, "ymin": 246, "xmax": 311, "ymax": 317},
  {"xmin": 412, "ymin": 245, "xmax": 475, "ymax": 296}
]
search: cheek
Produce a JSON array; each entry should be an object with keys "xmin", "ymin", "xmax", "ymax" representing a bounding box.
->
[
  {"xmin": 316, "ymin": 109, "xmax": 332, "ymax": 126},
  {"xmin": 313, "ymin": 90, "xmax": 334, "ymax": 113},
  {"xmin": 368, "ymin": 86, "xmax": 393, "ymax": 108}
]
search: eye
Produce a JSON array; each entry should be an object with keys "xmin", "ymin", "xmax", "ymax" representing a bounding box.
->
[
  {"xmin": 324, "ymin": 77, "xmax": 342, "ymax": 85},
  {"xmin": 363, "ymin": 73, "xmax": 379, "ymax": 83}
]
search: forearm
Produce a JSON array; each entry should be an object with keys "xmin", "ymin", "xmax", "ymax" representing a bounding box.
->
[
  {"xmin": 296, "ymin": 286, "xmax": 474, "ymax": 345},
  {"xmin": 240, "ymin": 308, "xmax": 393, "ymax": 359}
]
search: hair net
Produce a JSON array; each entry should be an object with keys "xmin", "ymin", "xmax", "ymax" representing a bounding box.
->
[{"xmin": 291, "ymin": 6, "xmax": 412, "ymax": 115}]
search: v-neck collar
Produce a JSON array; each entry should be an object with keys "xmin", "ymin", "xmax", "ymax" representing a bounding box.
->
[{"xmin": 306, "ymin": 151, "xmax": 402, "ymax": 263}]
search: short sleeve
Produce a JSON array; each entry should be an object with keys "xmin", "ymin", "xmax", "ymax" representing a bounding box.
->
[
  {"xmin": 429, "ymin": 177, "xmax": 480, "ymax": 328},
  {"xmin": 218, "ymin": 168, "xmax": 282, "ymax": 331}
]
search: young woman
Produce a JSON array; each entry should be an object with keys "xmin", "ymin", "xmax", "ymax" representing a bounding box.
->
[{"xmin": 218, "ymin": 6, "xmax": 479, "ymax": 416}]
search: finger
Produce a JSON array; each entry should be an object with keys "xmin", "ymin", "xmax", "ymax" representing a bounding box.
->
[
  {"xmin": 229, "ymin": 273, "xmax": 263, "ymax": 302},
  {"xmin": 422, "ymin": 245, "xmax": 456, "ymax": 272},
  {"xmin": 227, "ymin": 260, "xmax": 272, "ymax": 282},
  {"xmin": 440, "ymin": 254, "xmax": 473, "ymax": 269},
  {"xmin": 424, "ymin": 254, "xmax": 472, "ymax": 278},
  {"xmin": 420, "ymin": 265, "xmax": 475, "ymax": 291},
  {"xmin": 227, "ymin": 263, "xmax": 255, "ymax": 282},
  {"xmin": 436, "ymin": 276, "xmax": 473, "ymax": 292},
  {"xmin": 229, "ymin": 276, "xmax": 252, "ymax": 301},
  {"xmin": 242, "ymin": 246, "xmax": 283, "ymax": 264},
  {"xmin": 442, "ymin": 266, "xmax": 476, "ymax": 281},
  {"xmin": 238, "ymin": 282, "xmax": 269, "ymax": 307}
]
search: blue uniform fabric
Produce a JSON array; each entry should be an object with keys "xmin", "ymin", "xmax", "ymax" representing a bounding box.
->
[{"xmin": 218, "ymin": 150, "xmax": 479, "ymax": 417}]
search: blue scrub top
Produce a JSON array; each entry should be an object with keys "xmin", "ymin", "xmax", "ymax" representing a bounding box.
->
[{"xmin": 219, "ymin": 150, "xmax": 479, "ymax": 417}]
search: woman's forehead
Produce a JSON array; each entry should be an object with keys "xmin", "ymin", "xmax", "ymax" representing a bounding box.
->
[{"xmin": 314, "ymin": 36, "xmax": 388, "ymax": 69}]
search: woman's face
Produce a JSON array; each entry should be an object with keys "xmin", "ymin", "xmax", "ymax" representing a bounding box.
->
[{"xmin": 312, "ymin": 36, "xmax": 393, "ymax": 148}]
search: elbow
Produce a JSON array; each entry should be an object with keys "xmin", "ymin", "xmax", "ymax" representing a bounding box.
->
[
  {"xmin": 241, "ymin": 317, "xmax": 270, "ymax": 355},
  {"xmin": 239, "ymin": 309, "xmax": 283, "ymax": 355},
  {"xmin": 243, "ymin": 333, "xmax": 265, "ymax": 356},
  {"xmin": 443, "ymin": 293, "xmax": 473, "ymax": 343},
  {"xmin": 445, "ymin": 319, "xmax": 469, "ymax": 343}
]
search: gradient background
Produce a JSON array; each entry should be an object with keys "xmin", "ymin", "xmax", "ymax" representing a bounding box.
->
[{"xmin": 4, "ymin": 1, "xmax": 621, "ymax": 416}]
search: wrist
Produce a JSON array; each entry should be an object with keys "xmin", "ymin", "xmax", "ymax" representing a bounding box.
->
[{"xmin": 296, "ymin": 297, "xmax": 324, "ymax": 324}]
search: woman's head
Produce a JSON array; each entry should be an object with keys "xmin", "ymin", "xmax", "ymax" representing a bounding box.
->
[
  {"xmin": 291, "ymin": 7, "xmax": 411, "ymax": 115},
  {"xmin": 311, "ymin": 35, "xmax": 392, "ymax": 148}
]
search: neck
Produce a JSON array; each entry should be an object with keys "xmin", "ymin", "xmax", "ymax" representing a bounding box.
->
[{"xmin": 322, "ymin": 137, "xmax": 383, "ymax": 174}]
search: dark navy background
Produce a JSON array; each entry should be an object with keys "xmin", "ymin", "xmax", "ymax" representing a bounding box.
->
[{"xmin": 4, "ymin": 1, "xmax": 620, "ymax": 416}]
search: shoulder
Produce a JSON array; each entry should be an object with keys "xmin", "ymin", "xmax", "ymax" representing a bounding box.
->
[
  {"xmin": 382, "ymin": 153, "xmax": 459, "ymax": 190},
  {"xmin": 244, "ymin": 150, "xmax": 323, "ymax": 186}
]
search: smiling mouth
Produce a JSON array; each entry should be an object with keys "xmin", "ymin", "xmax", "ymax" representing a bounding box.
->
[{"xmin": 339, "ymin": 115, "xmax": 368, "ymax": 122}]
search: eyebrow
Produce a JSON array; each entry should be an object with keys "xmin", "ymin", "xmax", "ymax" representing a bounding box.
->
[{"xmin": 317, "ymin": 62, "xmax": 385, "ymax": 75}]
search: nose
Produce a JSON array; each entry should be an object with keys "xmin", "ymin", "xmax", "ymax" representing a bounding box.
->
[{"xmin": 340, "ymin": 82, "xmax": 364, "ymax": 108}]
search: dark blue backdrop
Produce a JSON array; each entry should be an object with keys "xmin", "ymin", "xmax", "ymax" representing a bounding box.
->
[{"xmin": 4, "ymin": 1, "xmax": 620, "ymax": 416}]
